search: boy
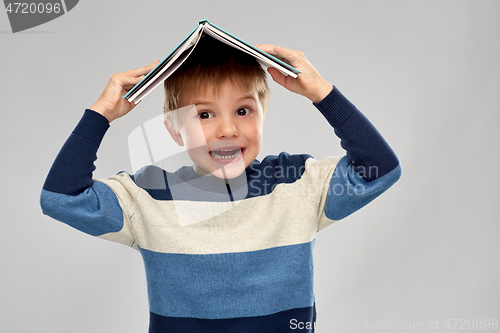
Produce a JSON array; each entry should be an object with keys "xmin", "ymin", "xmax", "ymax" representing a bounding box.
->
[{"xmin": 41, "ymin": 36, "xmax": 401, "ymax": 332}]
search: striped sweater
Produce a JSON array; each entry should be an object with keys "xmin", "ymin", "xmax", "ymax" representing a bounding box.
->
[{"xmin": 41, "ymin": 86, "xmax": 401, "ymax": 332}]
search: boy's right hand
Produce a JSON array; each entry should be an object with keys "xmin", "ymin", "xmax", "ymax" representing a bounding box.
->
[{"xmin": 90, "ymin": 60, "xmax": 160, "ymax": 123}]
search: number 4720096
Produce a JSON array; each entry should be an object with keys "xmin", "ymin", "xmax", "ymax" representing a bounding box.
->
[{"xmin": 5, "ymin": 2, "xmax": 61, "ymax": 14}]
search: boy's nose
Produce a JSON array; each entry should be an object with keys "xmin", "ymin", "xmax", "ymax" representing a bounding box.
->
[{"xmin": 216, "ymin": 118, "xmax": 239, "ymax": 138}]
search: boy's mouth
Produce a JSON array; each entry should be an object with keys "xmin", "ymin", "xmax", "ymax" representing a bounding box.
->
[{"xmin": 210, "ymin": 148, "xmax": 243, "ymax": 160}]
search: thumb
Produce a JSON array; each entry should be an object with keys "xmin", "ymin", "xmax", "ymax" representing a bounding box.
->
[
  {"xmin": 123, "ymin": 75, "xmax": 145, "ymax": 88},
  {"xmin": 132, "ymin": 75, "xmax": 145, "ymax": 84}
]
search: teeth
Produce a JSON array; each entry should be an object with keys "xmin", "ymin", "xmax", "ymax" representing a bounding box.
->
[{"xmin": 211, "ymin": 149, "xmax": 242, "ymax": 159}]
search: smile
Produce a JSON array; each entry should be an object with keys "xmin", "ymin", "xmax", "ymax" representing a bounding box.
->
[{"xmin": 210, "ymin": 148, "xmax": 242, "ymax": 159}]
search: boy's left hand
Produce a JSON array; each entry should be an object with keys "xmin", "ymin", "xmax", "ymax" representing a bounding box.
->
[{"xmin": 254, "ymin": 44, "xmax": 333, "ymax": 103}]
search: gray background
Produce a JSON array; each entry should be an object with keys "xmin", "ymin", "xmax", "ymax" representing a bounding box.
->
[{"xmin": 1, "ymin": 0, "xmax": 499, "ymax": 332}]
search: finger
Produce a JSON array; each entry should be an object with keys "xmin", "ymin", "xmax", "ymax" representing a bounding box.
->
[
  {"xmin": 254, "ymin": 44, "xmax": 278, "ymax": 55},
  {"xmin": 271, "ymin": 46, "xmax": 303, "ymax": 64},
  {"xmin": 256, "ymin": 44, "xmax": 295, "ymax": 56},
  {"xmin": 128, "ymin": 74, "xmax": 145, "ymax": 86},
  {"xmin": 257, "ymin": 45, "xmax": 302, "ymax": 66},
  {"xmin": 128, "ymin": 60, "xmax": 160, "ymax": 77},
  {"xmin": 255, "ymin": 45, "xmax": 293, "ymax": 67},
  {"xmin": 120, "ymin": 74, "xmax": 145, "ymax": 89}
]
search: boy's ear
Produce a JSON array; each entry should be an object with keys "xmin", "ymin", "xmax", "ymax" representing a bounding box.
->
[{"xmin": 164, "ymin": 120, "xmax": 184, "ymax": 146}]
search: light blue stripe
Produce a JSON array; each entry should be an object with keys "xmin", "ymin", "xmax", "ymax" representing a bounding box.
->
[
  {"xmin": 140, "ymin": 241, "xmax": 316, "ymax": 319},
  {"xmin": 325, "ymin": 156, "xmax": 402, "ymax": 220},
  {"xmin": 40, "ymin": 181, "xmax": 123, "ymax": 236}
]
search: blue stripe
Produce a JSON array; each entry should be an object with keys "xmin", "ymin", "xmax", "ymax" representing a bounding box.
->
[
  {"xmin": 149, "ymin": 305, "xmax": 316, "ymax": 332},
  {"xmin": 139, "ymin": 241, "xmax": 315, "ymax": 319},
  {"xmin": 325, "ymin": 156, "xmax": 402, "ymax": 220},
  {"xmin": 314, "ymin": 86, "xmax": 400, "ymax": 182},
  {"xmin": 42, "ymin": 109, "xmax": 109, "ymax": 195},
  {"xmin": 40, "ymin": 181, "xmax": 123, "ymax": 236}
]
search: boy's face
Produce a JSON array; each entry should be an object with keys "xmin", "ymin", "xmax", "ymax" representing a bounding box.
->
[{"xmin": 166, "ymin": 80, "xmax": 264, "ymax": 179}]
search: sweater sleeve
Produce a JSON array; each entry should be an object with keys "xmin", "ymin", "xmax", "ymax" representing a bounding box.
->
[
  {"xmin": 313, "ymin": 86, "xmax": 402, "ymax": 222},
  {"xmin": 40, "ymin": 110, "xmax": 131, "ymax": 242}
]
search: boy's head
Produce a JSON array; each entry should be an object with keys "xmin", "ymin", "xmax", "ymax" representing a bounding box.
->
[{"xmin": 163, "ymin": 36, "xmax": 270, "ymax": 179}]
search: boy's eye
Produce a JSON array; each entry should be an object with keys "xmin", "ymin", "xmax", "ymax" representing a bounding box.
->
[
  {"xmin": 198, "ymin": 111, "xmax": 213, "ymax": 119},
  {"xmin": 236, "ymin": 107, "xmax": 250, "ymax": 116}
]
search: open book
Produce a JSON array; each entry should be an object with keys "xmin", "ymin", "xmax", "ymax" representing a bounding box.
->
[{"xmin": 123, "ymin": 20, "xmax": 301, "ymax": 103}]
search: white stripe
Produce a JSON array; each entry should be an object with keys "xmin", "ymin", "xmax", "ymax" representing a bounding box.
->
[{"xmin": 97, "ymin": 157, "xmax": 342, "ymax": 255}]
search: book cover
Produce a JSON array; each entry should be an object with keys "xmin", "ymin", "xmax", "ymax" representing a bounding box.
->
[{"xmin": 124, "ymin": 20, "xmax": 300, "ymax": 103}]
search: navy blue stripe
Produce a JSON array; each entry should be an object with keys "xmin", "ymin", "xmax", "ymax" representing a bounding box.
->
[
  {"xmin": 149, "ymin": 305, "xmax": 316, "ymax": 333},
  {"xmin": 314, "ymin": 86, "xmax": 399, "ymax": 181},
  {"xmin": 246, "ymin": 152, "xmax": 311, "ymax": 198},
  {"xmin": 43, "ymin": 109, "xmax": 109, "ymax": 195},
  {"xmin": 313, "ymin": 85, "xmax": 356, "ymax": 127},
  {"xmin": 130, "ymin": 152, "xmax": 312, "ymax": 201}
]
